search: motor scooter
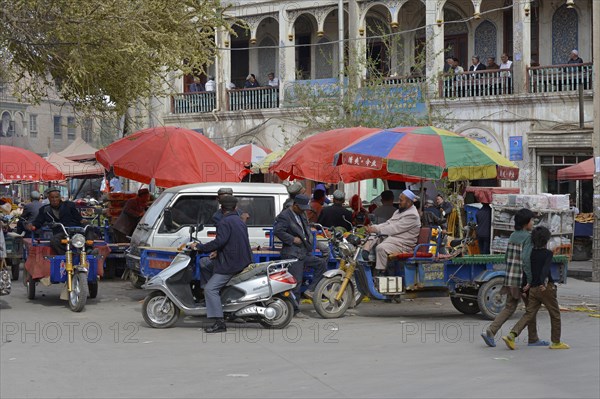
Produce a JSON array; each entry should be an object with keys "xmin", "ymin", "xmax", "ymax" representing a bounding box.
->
[{"xmin": 141, "ymin": 226, "xmax": 298, "ymax": 329}]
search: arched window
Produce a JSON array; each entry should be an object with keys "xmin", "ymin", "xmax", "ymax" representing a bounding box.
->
[
  {"xmin": 258, "ymin": 36, "xmax": 277, "ymax": 81},
  {"xmin": 0, "ymin": 111, "xmax": 12, "ymax": 137},
  {"xmin": 552, "ymin": 5, "xmax": 578, "ymax": 65},
  {"xmin": 474, "ymin": 20, "xmax": 497, "ymax": 63},
  {"xmin": 315, "ymin": 37, "xmax": 334, "ymax": 79}
]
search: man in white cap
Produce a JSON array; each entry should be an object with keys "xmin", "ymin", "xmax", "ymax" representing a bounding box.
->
[{"xmin": 366, "ymin": 189, "xmax": 421, "ymax": 271}]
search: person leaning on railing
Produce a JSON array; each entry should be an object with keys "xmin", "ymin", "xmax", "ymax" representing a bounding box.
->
[{"xmin": 563, "ymin": 49, "xmax": 586, "ymax": 91}]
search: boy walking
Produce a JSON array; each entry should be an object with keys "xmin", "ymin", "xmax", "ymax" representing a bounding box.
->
[
  {"xmin": 502, "ymin": 226, "xmax": 570, "ymax": 350},
  {"xmin": 481, "ymin": 208, "xmax": 548, "ymax": 347}
]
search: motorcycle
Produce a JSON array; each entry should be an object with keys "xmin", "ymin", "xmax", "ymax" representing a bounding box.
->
[
  {"xmin": 25, "ymin": 212, "xmax": 101, "ymax": 312},
  {"xmin": 311, "ymin": 220, "xmax": 485, "ymax": 319},
  {"xmin": 141, "ymin": 225, "xmax": 298, "ymax": 329}
]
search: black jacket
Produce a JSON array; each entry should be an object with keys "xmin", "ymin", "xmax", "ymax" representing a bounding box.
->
[
  {"xmin": 469, "ymin": 64, "xmax": 487, "ymax": 72},
  {"xmin": 274, "ymin": 207, "xmax": 313, "ymax": 260},
  {"xmin": 476, "ymin": 205, "xmax": 492, "ymax": 239},
  {"xmin": 530, "ymin": 248, "xmax": 554, "ymax": 287},
  {"xmin": 32, "ymin": 201, "xmax": 83, "ymax": 234},
  {"xmin": 317, "ymin": 203, "xmax": 352, "ymax": 231},
  {"xmin": 196, "ymin": 212, "xmax": 252, "ymax": 275}
]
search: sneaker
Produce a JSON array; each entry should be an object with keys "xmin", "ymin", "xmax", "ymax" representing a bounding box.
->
[
  {"xmin": 502, "ymin": 334, "xmax": 516, "ymax": 350},
  {"xmin": 303, "ymin": 290, "xmax": 314, "ymax": 299},
  {"xmin": 481, "ymin": 329, "xmax": 496, "ymax": 347},
  {"xmin": 528, "ymin": 340, "xmax": 550, "ymax": 347},
  {"xmin": 549, "ymin": 342, "xmax": 570, "ymax": 349}
]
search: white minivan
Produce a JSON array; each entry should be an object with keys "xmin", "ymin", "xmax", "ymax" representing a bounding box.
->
[{"xmin": 126, "ymin": 182, "xmax": 290, "ymax": 282}]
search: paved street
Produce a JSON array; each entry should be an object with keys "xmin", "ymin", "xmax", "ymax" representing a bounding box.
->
[{"xmin": 1, "ymin": 277, "xmax": 599, "ymax": 399}]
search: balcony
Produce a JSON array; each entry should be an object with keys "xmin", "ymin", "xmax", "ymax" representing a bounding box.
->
[
  {"xmin": 171, "ymin": 92, "xmax": 216, "ymax": 114},
  {"xmin": 227, "ymin": 87, "xmax": 279, "ymax": 111},
  {"xmin": 439, "ymin": 69, "xmax": 514, "ymax": 98},
  {"xmin": 527, "ymin": 63, "xmax": 593, "ymax": 94}
]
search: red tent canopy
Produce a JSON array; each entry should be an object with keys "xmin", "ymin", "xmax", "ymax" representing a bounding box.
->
[{"xmin": 557, "ymin": 158, "xmax": 595, "ymax": 180}]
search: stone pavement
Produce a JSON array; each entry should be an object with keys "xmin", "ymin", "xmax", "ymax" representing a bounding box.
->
[{"xmin": 569, "ymin": 260, "xmax": 597, "ymax": 280}]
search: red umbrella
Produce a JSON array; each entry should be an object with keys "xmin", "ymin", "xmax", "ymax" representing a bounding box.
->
[
  {"xmin": 269, "ymin": 127, "xmax": 422, "ymax": 183},
  {"xmin": 557, "ymin": 158, "xmax": 594, "ymax": 180},
  {"xmin": 95, "ymin": 126, "xmax": 249, "ymax": 187},
  {"xmin": 0, "ymin": 145, "xmax": 65, "ymax": 182},
  {"xmin": 226, "ymin": 144, "xmax": 271, "ymax": 164}
]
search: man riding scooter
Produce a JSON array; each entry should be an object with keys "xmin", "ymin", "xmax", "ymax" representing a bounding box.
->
[{"xmin": 191, "ymin": 195, "xmax": 252, "ymax": 333}]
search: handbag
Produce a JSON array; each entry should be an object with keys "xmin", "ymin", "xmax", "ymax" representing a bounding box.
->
[{"xmin": 0, "ymin": 258, "xmax": 11, "ymax": 296}]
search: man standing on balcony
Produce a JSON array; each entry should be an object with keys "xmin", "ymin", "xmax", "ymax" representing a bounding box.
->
[
  {"xmin": 267, "ymin": 72, "xmax": 279, "ymax": 88},
  {"xmin": 205, "ymin": 76, "xmax": 216, "ymax": 92},
  {"xmin": 244, "ymin": 74, "xmax": 260, "ymax": 88},
  {"xmin": 487, "ymin": 57, "xmax": 500, "ymax": 70},
  {"xmin": 468, "ymin": 56, "xmax": 486, "ymax": 96},
  {"xmin": 499, "ymin": 53, "xmax": 513, "ymax": 94},
  {"xmin": 568, "ymin": 49, "xmax": 583, "ymax": 64},
  {"xmin": 469, "ymin": 56, "xmax": 487, "ymax": 72},
  {"xmin": 189, "ymin": 77, "xmax": 204, "ymax": 92}
]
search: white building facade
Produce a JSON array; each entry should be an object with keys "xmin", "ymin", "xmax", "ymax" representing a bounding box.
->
[{"xmin": 160, "ymin": 0, "xmax": 594, "ymax": 210}]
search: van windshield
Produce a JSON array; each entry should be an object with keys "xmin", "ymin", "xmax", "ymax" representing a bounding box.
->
[
  {"xmin": 139, "ymin": 192, "xmax": 174, "ymax": 227},
  {"xmin": 157, "ymin": 195, "xmax": 276, "ymax": 232}
]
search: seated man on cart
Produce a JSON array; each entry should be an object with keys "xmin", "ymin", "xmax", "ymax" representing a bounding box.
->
[
  {"xmin": 27, "ymin": 188, "xmax": 93, "ymax": 255},
  {"xmin": 365, "ymin": 190, "xmax": 421, "ymax": 273}
]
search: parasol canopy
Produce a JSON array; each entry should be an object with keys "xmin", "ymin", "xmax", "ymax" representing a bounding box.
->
[
  {"xmin": 226, "ymin": 143, "xmax": 272, "ymax": 165},
  {"xmin": 1, "ymin": 145, "xmax": 65, "ymax": 182},
  {"xmin": 333, "ymin": 126, "xmax": 519, "ymax": 181},
  {"xmin": 252, "ymin": 149, "xmax": 287, "ymax": 174},
  {"xmin": 95, "ymin": 126, "xmax": 249, "ymax": 188},
  {"xmin": 270, "ymin": 127, "xmax": 423, "ymax": 183}
]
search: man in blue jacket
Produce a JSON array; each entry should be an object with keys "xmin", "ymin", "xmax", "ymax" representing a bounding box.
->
[{"xmin": 192, "ymin": 195, "xmax": 252, "ymax": 333}]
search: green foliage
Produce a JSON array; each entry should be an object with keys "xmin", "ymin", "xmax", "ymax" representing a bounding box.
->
[{"xmin": 0, "ymin": 0, "xmax": 227, "ymax": 114}]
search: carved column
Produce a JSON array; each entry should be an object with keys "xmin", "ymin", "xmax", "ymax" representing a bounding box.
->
[
  {"xmin": 425, "ymin": 0, "xmax": 444, "ymax": 96},
  {"xmin": 279, "ymin": 7, "xmax": 296, "ymax": 104},
  {"xmin": 216, "ymin": 27, "xmax": 231, "ymax": 111},
  {"xmin": 512, "ymin": 1, "xmax": 531, "ymax": 94}
]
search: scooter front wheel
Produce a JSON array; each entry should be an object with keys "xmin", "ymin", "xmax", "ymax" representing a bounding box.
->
[
  {"xmin": 69, "ymin": 272, "xmax": 89, "ymax": 312},
  {"xmin": 142, "ymin": 291, "xmax": 180, "ymax": 328},
  {"xmin": 313, "ymin": 276, "xmax": 352, "ymax": 319},
  {"xmin": 259, "ymin": 296, "xmax": 294, "ymax": 329}
]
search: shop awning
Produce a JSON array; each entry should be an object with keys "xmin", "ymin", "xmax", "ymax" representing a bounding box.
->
[
  {"xmin": 557, "ymin": 158, "xmax": 595, "ymax": 180},
  {"xmin": 57, "ymin": 138, "xmax": 99, "ymax": 161},
  {"xmin": 465, "ymin": 186, "xmax": 520, "ymax": 204},
  {"xmin": 46, "ymin": 152, "xmax": 105, "ymax": 178}
]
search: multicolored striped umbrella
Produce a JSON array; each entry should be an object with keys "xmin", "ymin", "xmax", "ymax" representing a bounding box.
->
[
  {"xmin": 333, "ymin": 126, "xmax": 518, "ymax": 181},
  {"xmin": 226, "ymin": 144, "xmax": 271, "ymax": 165}
]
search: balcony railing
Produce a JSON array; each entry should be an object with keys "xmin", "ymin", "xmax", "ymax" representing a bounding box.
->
[
  {"xmin": 439, "ymin": 69, "xmax": 514, "ymax": 98},
  {"xmin": 380, "ymin": 75, "xmax": 426, "ymax": 85},
  {"xmin": 171, "ymin": 92, "xmax": 216, "ymax": 114},
  {"xmin": 227, "ymin": 87, "xmax": 279, "ymax": 111},
  {"xmin": 527, "ymin": 63, "xmax": 593, "ymax": 93}
]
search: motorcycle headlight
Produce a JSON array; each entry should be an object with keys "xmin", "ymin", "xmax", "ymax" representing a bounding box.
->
[
  {"xmin": 72, "ymin": 234, "xmax": 86, "ymax": 248},
  {"xmin": 338, "ymin": 242, "xmax": 355, "ymax": 258}
]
